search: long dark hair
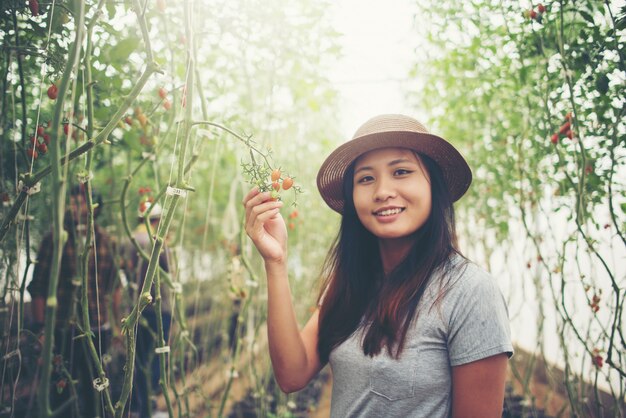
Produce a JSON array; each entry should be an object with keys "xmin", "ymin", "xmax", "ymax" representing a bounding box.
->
[{"xmin": 317, "ymin": 153, "xmax": 462, "ymax": 363}]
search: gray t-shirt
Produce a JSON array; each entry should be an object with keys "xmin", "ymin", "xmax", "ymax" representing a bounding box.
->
[{"xmin": 328, "ymin": 259, "xmax": 513, "ymax": 417}]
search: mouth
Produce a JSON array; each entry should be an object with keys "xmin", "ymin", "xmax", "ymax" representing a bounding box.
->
[{"xmin": 373, "ymin": 207, "xmax": 405, "ymax": 217}]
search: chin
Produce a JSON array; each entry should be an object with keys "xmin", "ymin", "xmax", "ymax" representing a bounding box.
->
[{"xmin": 374, "ymin": 230, "xmax": 413, "ymax": 240}]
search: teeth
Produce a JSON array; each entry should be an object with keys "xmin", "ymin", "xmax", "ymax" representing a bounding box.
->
[{"xmin": 376, "ymin": 208, "xmax": 402, "ymax": 216}]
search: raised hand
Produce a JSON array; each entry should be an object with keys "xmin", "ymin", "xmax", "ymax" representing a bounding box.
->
[{"xmin": 243, "ymin": 187, "xmax": 287, "ymax": 263}]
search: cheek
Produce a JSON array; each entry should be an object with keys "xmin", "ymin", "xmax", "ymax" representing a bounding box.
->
[
  {"xmin": 352, "ymin": 191, "xmax": 368, "ymax": 214},
  {"xmin": 423, "ymin": 192, "xmax": 433, "ymax": 218}
]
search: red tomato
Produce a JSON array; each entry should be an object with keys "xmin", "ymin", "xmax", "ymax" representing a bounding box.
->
[
  {"xmin": 282, "ymin": 177, "xmax": 294, "ymax": 190},
  {"xmin": 47, "ymin": 84, "xmax": 58, "ymax": 100}
]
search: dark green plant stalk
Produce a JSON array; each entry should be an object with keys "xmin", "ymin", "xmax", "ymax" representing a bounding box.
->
[
  {"xmin": 555, "ymin": 4, "xmax": 625, "ymax": 380},
  {"xmin": 152, "ymin": 269, "xmax": 175, "ymax": 417},
  {"xmin": 38, "ymin": 1, "xmax": 86, "ymax": 415},
  {"xmin": 216, "ymin": 214, "xmax": 262, "ymax": 418},
  {"xmin": 115, "ymin": 3, "xmax": 194, "ymax": 415},
  {"xmin": 11, "ymin": 9, "xmax": 27, "ymax": 157},
  {"xmin": 0, "ymin": 55, "xmax": 161, "ymax": 244},
  {"xmin": 119, "ymin": 154, "xmax": 174, "ymax": 286},
  {"xmin": 520, "ymin": 0, "xmax": 625, "ymax": 388},
  {"xmin": 495, "ymin": 1, "xmax": 624, "ymax": 408},
  {"xmin": 71, "ymin": 2, "xmax": 117, "ymax": 414}
]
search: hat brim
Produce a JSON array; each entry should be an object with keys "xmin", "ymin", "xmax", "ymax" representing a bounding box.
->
[{"xmin": 317, "ymin": 131, "xmax": 472, "ymax": 213}]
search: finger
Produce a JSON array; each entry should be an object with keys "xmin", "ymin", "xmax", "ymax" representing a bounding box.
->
[
  {"xmin": 249, "ymin": 208, "xmax": 283, "ymax": 239},
  {"xmin": 246, "ymin": 200, "xmax": 283, "ymax": 233},
  {"xmin": 245, "ymin": 191, "xmax": 279, "ymax": 222},
  {"xmin": 253, "ymin": 207, "xmax": 282, "ymax": 226},
  {"xmin": 242, "ymin": 186, "xmax": 260, "ymax": 207}
]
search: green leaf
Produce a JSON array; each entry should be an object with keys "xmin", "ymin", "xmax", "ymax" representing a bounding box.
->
[
  {"xmin": 595, "ymin": 74, "xmax": 609, "ymax": 94},
  {"xmin": 578, "ymin": 10, "xmax": 595, "ymax": 25},
  {"xmin": 106, "ymin": 37, "xmax": 140, "ymax": 63},
  {"xmin": 106, "ymin": 1, "xmax": 117, "ymax": 19}
]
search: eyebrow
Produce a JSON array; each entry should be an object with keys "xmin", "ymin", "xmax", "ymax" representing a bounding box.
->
[{"xmin": 354, "ymin": 158, "xmax": 417, "ymax": 175}]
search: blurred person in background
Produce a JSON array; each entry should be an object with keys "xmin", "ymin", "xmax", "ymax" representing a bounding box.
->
[
  {"xmin": 123, "ymin": 201, "xmax": 173, "ymax": 418},
  {"xmin": 28, "ymin": 184, "xmax": 121, "ymax": 417}
]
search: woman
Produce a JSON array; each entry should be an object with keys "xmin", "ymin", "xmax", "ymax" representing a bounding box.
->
[{"xmin": 243, "ymin": 114, "xmax": 513, "ymax": 417}]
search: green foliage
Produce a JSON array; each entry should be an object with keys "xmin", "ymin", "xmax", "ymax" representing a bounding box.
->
[
  {"xmin": 1, "ymin": 0, "xmax": 342, "ymax": 416},
  {"xmin": 410, "ymin": 0, "xmax": 625, "ymax": 413}
]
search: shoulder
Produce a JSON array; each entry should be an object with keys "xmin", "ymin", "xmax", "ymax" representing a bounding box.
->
[
  {"xmin": 440, "ymin": 256, "xmax": 501, "ymax": 301},
  {"xmin": 438, "ymin": 257, "xmax": 513, "ymax": 364},
  {"xmin": 431, "ymin": 255, "xmax": 510, "ymax": 328}
]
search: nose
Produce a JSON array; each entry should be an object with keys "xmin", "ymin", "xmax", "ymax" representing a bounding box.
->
[{"xmin": 373, "ymin": 176, "xmax": 396, "ymax": 202}]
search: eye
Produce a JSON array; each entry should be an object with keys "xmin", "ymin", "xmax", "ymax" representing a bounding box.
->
[
  {"xmin": 356, "ymin": 175, "xmax": 374, "ymax": 184},
  {"xmin": 394, "ymin": 168, "xmax": 413, "ymax": 176}
]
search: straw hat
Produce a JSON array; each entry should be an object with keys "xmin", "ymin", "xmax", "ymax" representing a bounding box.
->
[
  {"xmin": 138, "ymin": 202, "xmax": 163, "ymax": 219},
  {"xmin": 317, "ymin": 114, "xmax": 472, "ymax": 213}
]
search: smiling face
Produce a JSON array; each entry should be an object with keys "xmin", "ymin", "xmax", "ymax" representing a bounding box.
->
[{"xmin": 352, "ymin": 147, "xmax": 432, "ymax": 243}]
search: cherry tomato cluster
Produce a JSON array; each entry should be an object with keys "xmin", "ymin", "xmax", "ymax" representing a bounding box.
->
[
  {"xmin": 135, "ymin": 107, "xmax": 148, "ymax": 129},
  {"xmin": 241, "ymin": 152, "xmax": 302, "ymax": 208},
  {"xmin": 288, "ymin": 209, "xmax": 299, "ymax": 230},
  {"xmin": 269, "ymin": 168, "xmax": 295, "ymax": 200},
  {"xmin": 523, "ymin": 3, "xmax": 546, "ymax": 23},
  {"xmin": 589, "ymin": 292, "xmax": 601, "ymax": 313},
  {"xmin": 591, "ymin": 348, "xmax": 604, "ymax": 368},
  {"xmin": 26, "ymin": 122, "xmax": 52, "ymax": 160},
  {"xmin": 138, "ymin": 186, "xmax": 155, "ymax": 213},
  {"xmin": 120, "ymin": 107, "xmax": 159, "ymax": 148},
  {"xmin": 139, "ymin": 196, "xmax": 154, "ymax": 214},
  {"xmin": 550, "ymin": 112, "xmax": 574, "ymax": 144},
  {"xmin": 1, "ymin": 192, "xmax": 10, "ymax": 207},
  {"xmin": 62, "ymin": 117, "xmax": 84, "ymax": 142},
  {"xmin": 158, "ymin": 87, "xmax": 171, "ymax": 110},
  {"xmin": 56, "ymin": 378, "xmax": 67, "ymax": 394}
]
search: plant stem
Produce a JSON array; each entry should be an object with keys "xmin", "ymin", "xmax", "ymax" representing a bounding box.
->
[{"xmin": 38, "ymin": 1, "xmax": 86, "ymax": 415}]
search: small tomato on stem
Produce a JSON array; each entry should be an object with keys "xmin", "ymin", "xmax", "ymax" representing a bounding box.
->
[
  {"xmin": 282, "ymin": 177, "xmax": 294, "ymax": 190},
  {"xmin": 47, "ymin": 84, "xmax": 58, "ymax": 100},
  {"xmin": 29, "ymin": 0, "xmax": 39, "ymax": 17},
  {"xmin": 550, "ymin": 133, "xmax": 559, "ymax": 144}
]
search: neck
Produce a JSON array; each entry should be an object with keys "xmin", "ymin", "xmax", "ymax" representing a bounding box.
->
[{"xmin": 378, "ymin": 236, "xmax": 414, "ymax": 275}]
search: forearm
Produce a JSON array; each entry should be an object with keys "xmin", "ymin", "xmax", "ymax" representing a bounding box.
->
[{"xmin": 265, "ymin": 260, "xmax": 313, "ymax": 392}]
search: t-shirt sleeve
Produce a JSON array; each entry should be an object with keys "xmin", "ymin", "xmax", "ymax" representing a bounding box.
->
[{"xmin": 446, "ymin": 266, "xmax": 513, "ymax": 366}]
